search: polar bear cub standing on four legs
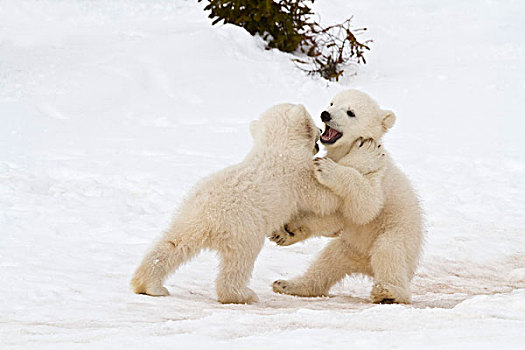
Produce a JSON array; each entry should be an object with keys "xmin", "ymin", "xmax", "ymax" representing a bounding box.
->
[
  {"xmin": 272, "ymin": 89, "xmax": 424, "ymax": 304},
  {"xmin": 131, "ymin": 103, "xmax": 348, "ymax": 304}
]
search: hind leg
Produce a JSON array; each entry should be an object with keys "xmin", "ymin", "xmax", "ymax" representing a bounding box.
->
[
  {"xmin": 216, "ymin": 234, "xmax": 264, "ymax": 304},
  {"xmin": 273, "ymin": 238, "xmax": 370, "ymax": 297},
  {"xmin": 131, "ymin": 231, "xmax": 201, "ymax": 296},
  {"xmin": 369, "ymin": 232, "xmax": 412, "ymax": 304}
]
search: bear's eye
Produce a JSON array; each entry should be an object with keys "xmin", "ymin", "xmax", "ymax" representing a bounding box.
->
[
  {"xmin": 330, "ymin": 102, "xmax": 333, "ymax": 106},
  {"xmin": 347, "ymin": 110, "xmax": 355, "ymax": 118}
]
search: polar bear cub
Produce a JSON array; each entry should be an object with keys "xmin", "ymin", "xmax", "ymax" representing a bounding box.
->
[
  {"xmin": 272, "ymin": 90, "xmax": 424, "ymax": 304},
  {"xmin": 131, "ymin": 104, "xmax": 346, "ymax": 304}
]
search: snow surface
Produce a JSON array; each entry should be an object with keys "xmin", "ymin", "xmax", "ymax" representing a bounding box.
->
[{"xmin": 1, "ymin": 0, "xmax": 524, "ymax": 348}]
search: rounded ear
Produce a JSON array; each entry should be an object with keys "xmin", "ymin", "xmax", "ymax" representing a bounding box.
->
[
  {"xmin": 249, "ymin": 120, "xmax": 259, "ymax": 139},
  {"xmin": 288, "ymin": 104, "xmax": 314, "ymax": 138},
  {"xmin": 381, "ymin": 110, "xmax": 396, "ymax": 131},
  {"xmin": 288, "ymin": 104, "xmax": 308, "ymax": 119}
]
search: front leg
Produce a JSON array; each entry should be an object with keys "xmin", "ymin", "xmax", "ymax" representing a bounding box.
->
[
  {"xmin": 313, "ymin": 157, "xmax": 342, "ymax": 189},
  {"xmin": 270, "ymin": 213, "xmax": 344, "ymax": 246},
  {"xmin": 314, "ymin": 157, "xmax": 381, "ymax": 201},
  {"xmin": 313, "ymin": 151, "xmax": 385, "ymax": 225},
  {"xmin": 269, "ymin": 224, "xmax": 310, "ymax": 246},
  {"xmin": 314, "ymin": 139, "xmax": 385, "ymax": 194},
  {"xmin": 342, "ymin": 138, "xmax": 385, "ymax": 175},
  {"xmin": 295, "ymin": 168, "xmax": 342, "ymax": 217}
]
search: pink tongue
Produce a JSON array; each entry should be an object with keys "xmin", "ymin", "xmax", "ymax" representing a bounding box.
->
[
  {"xmin": 322, "ymin": 127, "xmax": 339, "ymax": 141},
  {"xmin": 328, "ymin": 128, "xmax": 338, "ymax": 139}
]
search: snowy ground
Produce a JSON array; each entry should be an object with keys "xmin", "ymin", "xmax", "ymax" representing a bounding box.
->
[{"xmin": 1, "ymin": 0, "xmax": 524, "ymax": 348}]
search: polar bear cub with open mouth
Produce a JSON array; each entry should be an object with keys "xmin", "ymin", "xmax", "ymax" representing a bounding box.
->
[
  {"xmin": 131, "ymin": 103, "xmax": 347, "ymax": 304},
  {"xmin": 272, "ymin": 89, "xmax": 424, "ymax": 304}
]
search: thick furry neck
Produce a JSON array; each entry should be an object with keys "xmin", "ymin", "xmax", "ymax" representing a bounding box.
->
[{"xmin": 325, "ymin": 146, "xmax": 350, "ymax": 162}]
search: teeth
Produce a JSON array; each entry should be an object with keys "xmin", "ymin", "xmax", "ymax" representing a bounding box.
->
[{"xmin": 321, "ymin": 125, "xmax": 341, "ymax": 143}]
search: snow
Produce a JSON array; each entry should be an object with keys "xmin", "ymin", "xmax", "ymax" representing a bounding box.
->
[{"xmin": 1, "ymin": 0, "xmax": 524, "ymax": 348}]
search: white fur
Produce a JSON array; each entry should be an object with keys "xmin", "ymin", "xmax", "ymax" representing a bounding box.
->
[
  {"xmin": 272, "ymin": 90, "xmax": 424, "ymax": 304},
  {"xmin": 131, "ymin": 104, "xmax": 341, "ymax": 304}
]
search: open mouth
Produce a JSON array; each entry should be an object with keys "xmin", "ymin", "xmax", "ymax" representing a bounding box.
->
[{"xmin": 320, "ymin": 125, "xmax": 343, "ymax": 144}]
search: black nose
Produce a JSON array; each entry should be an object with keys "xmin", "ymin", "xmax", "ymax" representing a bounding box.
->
[{"xmin": 321, "ymin": 111, "xmax": 331, "ymax": 122}]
